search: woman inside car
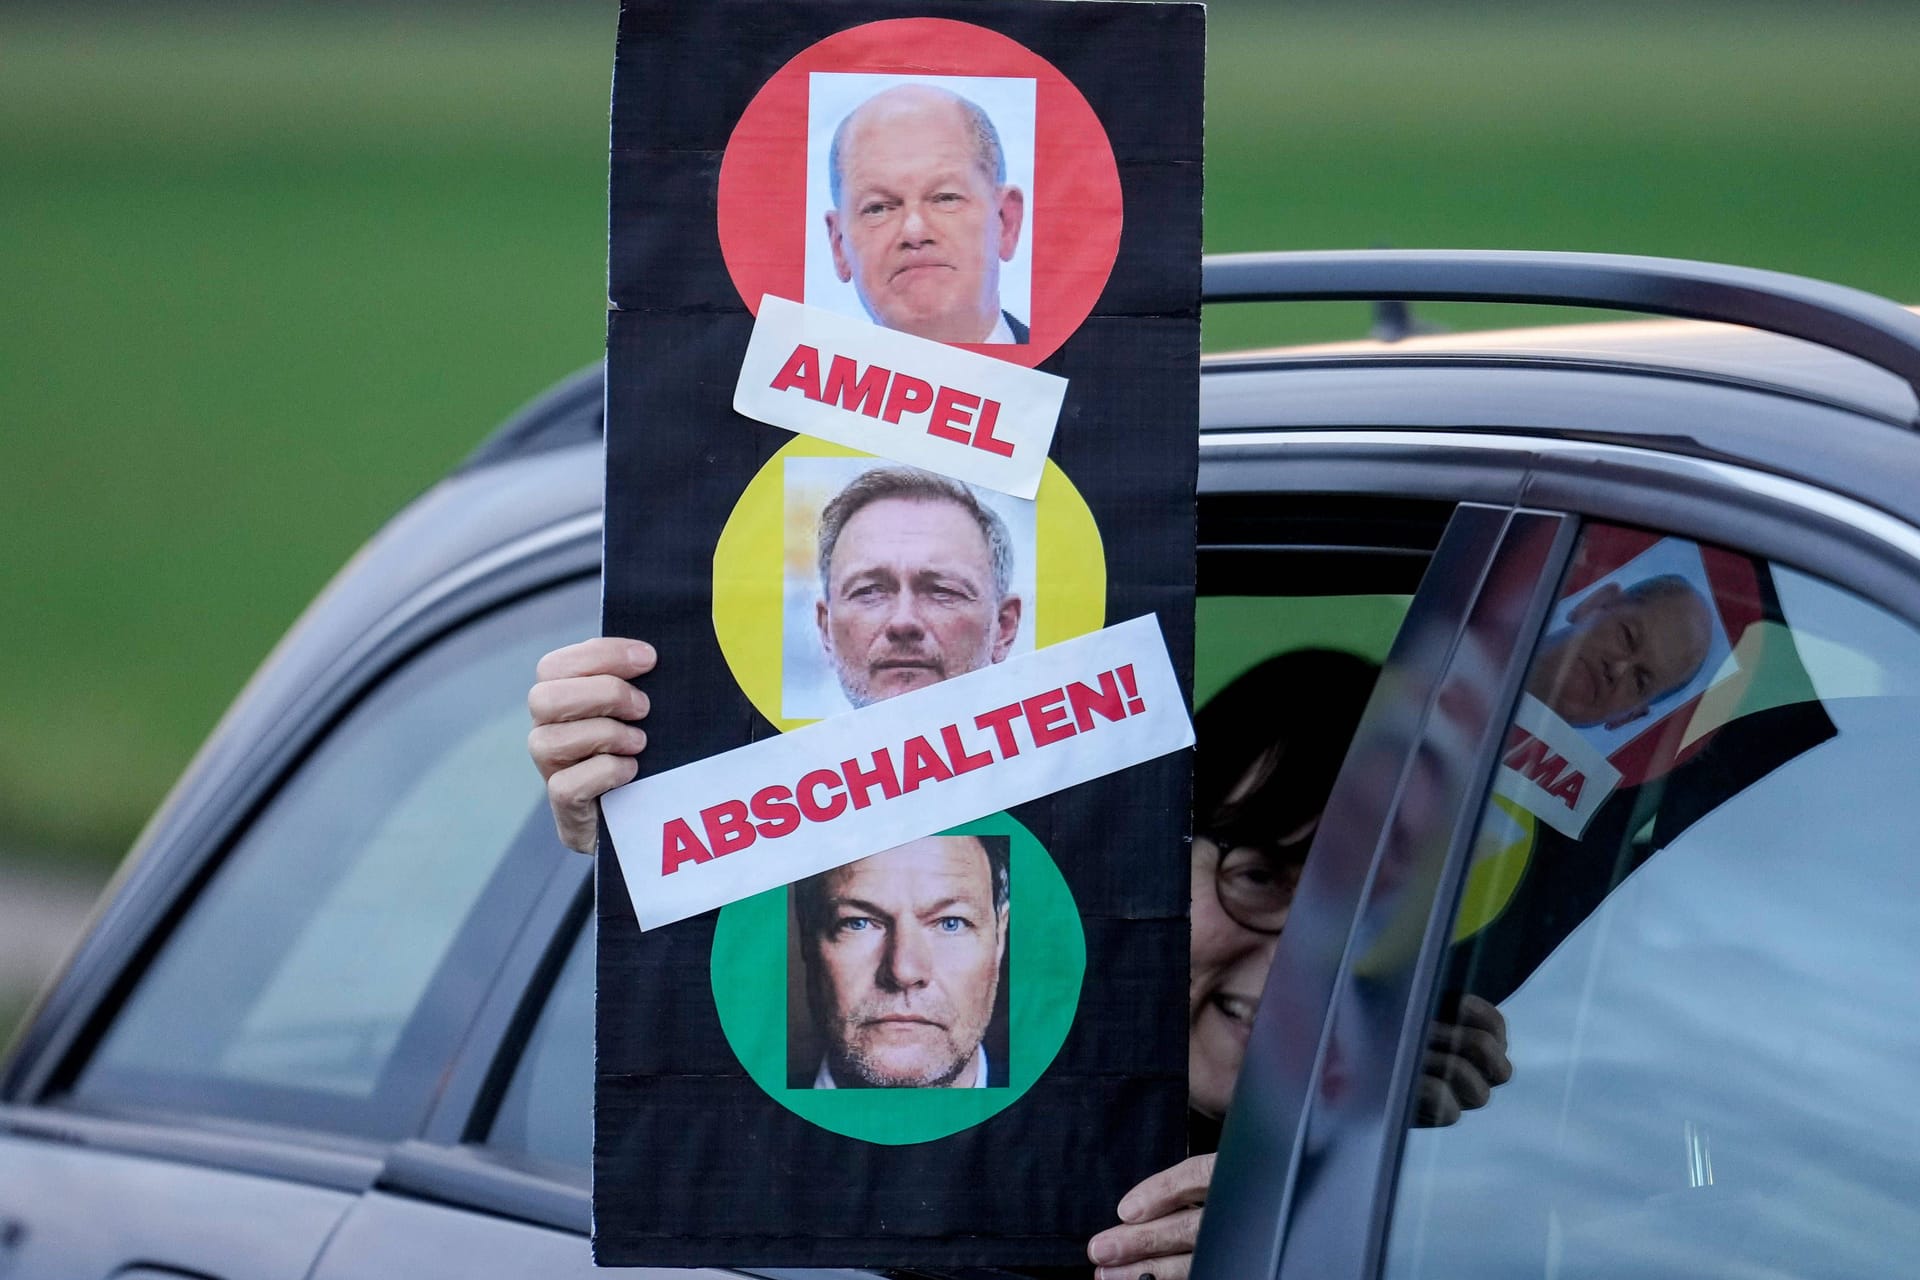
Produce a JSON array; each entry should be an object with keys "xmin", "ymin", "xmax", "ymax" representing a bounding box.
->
[{"xmin": 525, "ymin": 639, "xmax": 1509, "ymax": 1280}]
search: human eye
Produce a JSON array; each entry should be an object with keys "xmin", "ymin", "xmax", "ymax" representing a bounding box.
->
[
  {"xmin": 860, "ymin": 197, "xmax": 894, "ymax": 218},
  {"xmin": 933, "ymin": 916, "xmax": 973, "ymax": 934},
  {"xmin": 1222, "ymin": 849, "xmax": 1276, "ymax": 888},
  {"xmin": 832, "ymin": 915, "xmax": 878, "ymax": 937}
]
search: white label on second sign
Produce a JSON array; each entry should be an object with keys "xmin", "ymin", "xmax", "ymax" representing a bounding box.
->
[{"xmin": 602, "ymin": 613, "xmax": 1192, "ymax": 929}]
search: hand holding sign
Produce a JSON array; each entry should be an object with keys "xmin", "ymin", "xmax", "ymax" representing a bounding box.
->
[{"xmin": 526, "ymin": 637, "xmax": 656, "ymax": 853}]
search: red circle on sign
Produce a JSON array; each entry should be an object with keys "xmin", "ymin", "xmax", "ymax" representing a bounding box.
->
[{"xmin": 716, "ymin": 18, "xmax": 1121, "ymax": 369}]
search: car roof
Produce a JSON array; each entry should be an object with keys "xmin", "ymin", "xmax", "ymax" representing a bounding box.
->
[{"xmin": 1210, "ymin": 310, "xmax": 1920, "ymax": 426}]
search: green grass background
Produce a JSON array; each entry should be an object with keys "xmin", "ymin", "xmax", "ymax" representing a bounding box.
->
[{"xmin": 4, "ymin": 2, "xmax": 1919, "ymax": 878}]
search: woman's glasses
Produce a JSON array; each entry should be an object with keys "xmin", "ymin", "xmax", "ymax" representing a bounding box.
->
[{"xmin": 1199, "ymin": 820, "xmax": 1314, "ymax": 934}]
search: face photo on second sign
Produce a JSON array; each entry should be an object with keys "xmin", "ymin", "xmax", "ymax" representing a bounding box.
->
[
  {"xmin": 783, "ymin": 457, "xmax": 1036, "ymax": 720},
  {"xmin": 806, "ymin": 71, "xmax": 1036, "ymax": 346},
  {"xmin": 1526, "ymin": 537, "xmax": 1735, "ymax": 754},
  {"xmin": 788, "ymin": 833, "xmax": 1012, "ymax": 1090}
]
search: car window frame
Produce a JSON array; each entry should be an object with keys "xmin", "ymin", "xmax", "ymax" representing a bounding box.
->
[
  {"xmin": 1191, "ymin": 411, "xmax": 1920, "ymax": 1279},
  {"xmin": 1192, "ymin": 498, "xmax": 1572, "ymax": 1280}
]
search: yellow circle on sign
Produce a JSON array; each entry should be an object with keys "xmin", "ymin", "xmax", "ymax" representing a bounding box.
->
[
  {"xmin": 712, "ymin": 438, "xmax": 1107, "ymax": 732},
  {"xmin": 1451, "ymin": 794, "xmax": 1538, "ymax": 944}
]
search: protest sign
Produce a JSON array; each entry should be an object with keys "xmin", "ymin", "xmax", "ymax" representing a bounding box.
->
[
  {"xmin": 599, "ymin": 0, "xmax": 1202, "ymax": 1266},
  {"xmin": 1447, "ymin": 528, "xmax": 1836, "ymax": 999}
]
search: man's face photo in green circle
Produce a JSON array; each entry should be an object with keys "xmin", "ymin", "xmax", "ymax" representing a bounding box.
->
[{"xmin": 790, "ymin": 833, "xmax": 1010, "ymax": 1090}]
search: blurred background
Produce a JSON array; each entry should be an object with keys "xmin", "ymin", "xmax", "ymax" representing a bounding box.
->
[{"xmin": 3, "ymin": 0, "xmax": 1917, "ymax": 1036}]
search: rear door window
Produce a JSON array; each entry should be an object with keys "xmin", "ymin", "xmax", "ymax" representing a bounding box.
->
[{"xmin": 1385, "ymin": 524, "xmax": 1920, "ymax": 1277}]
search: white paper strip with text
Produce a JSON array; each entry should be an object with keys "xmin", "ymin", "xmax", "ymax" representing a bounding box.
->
[
  {"xmin": 732, "ymin": 295, "xmax": 1066, "ymax": 499},
  {"xmin": 603, "ymin": 613, "xmax": 1192, "ymax": 929},
  {"xmin": 1490, "ymin": 693, "xmax": 1623, "ymax": 838}
]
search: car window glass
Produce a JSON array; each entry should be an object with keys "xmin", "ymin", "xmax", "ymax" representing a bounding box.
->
[
  {"xmin": 1384, "ymin": 525, "xmax": 1920, "ymax": 1278},
  {"xmin": 488, "ymin": 918, "xmax": 591, "ymax": 1171},
  {"xmin": 75, "ymin": 579, "xmax": 596, "ymax": 1139}
]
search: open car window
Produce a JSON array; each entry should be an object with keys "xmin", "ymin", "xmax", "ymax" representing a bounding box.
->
[{"xmin": 1386, "ymin": 524, "xmax": 1920, "ymax": 1277}]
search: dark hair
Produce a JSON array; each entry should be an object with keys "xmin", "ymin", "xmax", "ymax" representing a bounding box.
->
[
  {"xmin": 1194, "ymin": 649, "xmax": 1382, "ymax": 869},
  {"xmin": 816, "ymin": 466, "xmax": 1013, "ymax": 600},
  {"xmin": 794, "ymin": 834, "xmax": 1011, "ymax": 941}
]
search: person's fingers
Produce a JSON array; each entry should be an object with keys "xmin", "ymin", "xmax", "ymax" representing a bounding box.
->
[
  {"xmin": 545, "ymin": 753, "xmax": 641, "ymax": 853},
  {"xmin": 528, "ymin": 672, "xmax": 651, "ymax": 728},
  {"xmin": 1087, "ymin": 1206, "xmax": 1203, "ymax": 1272},
  {"xmin": 1116, "ymin": 1153, "xmax": 1215, "ymax": 1224},
  {"xmin": 1431, "ymin": 995, "xmax": 1512, "ymax": 1085},
  {"xmin": 1453, "ymin": 993, "xmax": 1509, "ymax": 1046},
  {"xmin": 1424, "ymin": 1046, "xmax": 1491, "ymax": 1111},
  {"xmin": 527, "ymin": 718, "xmax": 649, "ymax": 780},
  {"xmin": 1413, "ymin": 1073, "xmax": 1463, "ymax": 1128},
  {"xmin": 535, "ymin": 637, "xmax": 656, "ymax": 683},
  {"xmin": 1428, "ymin": 1021, "xmax": 1507, "ymax": 1086},
  {"xmin": 1455, "ymin": 994, "xmax": 1511, "ymax": 1078}
]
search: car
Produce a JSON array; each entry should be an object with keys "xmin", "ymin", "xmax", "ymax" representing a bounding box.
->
[{"xmin": 4, "ymin": 248, "xmax": 1919, "ymax": 1280}]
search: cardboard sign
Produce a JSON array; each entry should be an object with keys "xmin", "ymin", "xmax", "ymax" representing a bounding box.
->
[
  {"xmin": 600, "ymin": 0, "xmax": 1202, "ymax": 1266},
  {"xmin": 606, "ymin": 615, "xmax": 1192, "ymax": 928},
  {"xmin": 735, "ymin": 296, "xmax": 1067, "ymax": 498}
]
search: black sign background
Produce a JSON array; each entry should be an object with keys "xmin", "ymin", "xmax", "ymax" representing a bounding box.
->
[{"xmin": 598, "ymin": 0, "xmax": 1204, "ymax": 1265}]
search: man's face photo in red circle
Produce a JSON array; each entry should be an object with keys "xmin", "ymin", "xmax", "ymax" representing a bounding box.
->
[
  {"xmin": 812, "ymin": 74, "xmax": 1035, "ymax": 348},
  {"xmin": 717, "ymin": 18, "xmax": 1121, "ymax": 369}
]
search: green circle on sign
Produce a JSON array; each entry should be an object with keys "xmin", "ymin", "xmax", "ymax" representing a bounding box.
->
[{"xmin": 710, "ymin": 813, "xmax": 1086, "ymax": 1145}]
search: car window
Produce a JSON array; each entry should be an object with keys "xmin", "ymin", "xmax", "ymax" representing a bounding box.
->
[
  {"xmin": 74, "ymin": 579, "xmax": 597, "ymax": 1140},
  {"xmin": 1383, "ymin": 524, "xmax": 1920, "ymax": 1277},
  {"xmin": 488, "ymin": 917, "xmax": 592, "ymax": 1172}
]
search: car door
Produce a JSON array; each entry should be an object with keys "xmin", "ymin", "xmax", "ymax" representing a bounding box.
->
[
  {"xmin": 1193, "ymin": 423, "xmax": 1920, "ymax": 1278},
  {"xmin": 0, "ymin": 576, "xmax": 599, "ymax": 1280}
]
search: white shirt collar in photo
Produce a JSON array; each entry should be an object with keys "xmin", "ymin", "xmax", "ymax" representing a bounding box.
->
[
  {"xmin": 985, "ymin": 311, "xmax": 1015, "ymax": 344},
  {"xmin": 813, "ymin": 1043, "xmax": 990, "ymax": 1089}
]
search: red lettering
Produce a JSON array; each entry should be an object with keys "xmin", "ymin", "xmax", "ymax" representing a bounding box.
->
[
  {"xmin": 797, "ymin": 768, "xmax": 847, "ymax": 822},
  {"xmin": 881, "ymin": 373, "xmax": 935, "ymax": 424},
  {"xmin": 749, "ymin": 784, "xmax": 800, "ymax": 838},
  {"xmin": 1067, "ymin": 670, "xmax": 1127, "ymax": 731},
  {"xmin": 1502, "ymin": 732, "xmax": 1569, "ymax": 789},
  {"xmin": 1545, "ymin": 769, "xmax": 1586, "ymax": 808},
  {"xmin": 970, "ymin": 397, "xmax": 1015, "ymax": 457},
  {"xmin": 928, "ymin": 386, "xmax": 979, "ymax": 445},
  {"xmin": 1116, "ymin": 663, "xmax": 1145, "ymax": 716},
  {"xmin": 770, "ymin": 344, "xmax": 823, "ymax": 400},
  {"xmin": 974, "ymin": 702, "xmax": 1026, "ymax": 758},
  {"xmin": 1022, "ymin": 687, "xmax": 1076, "ymax": 747},
  {"xmin": 940, "ymin": 722, "xmax": 994, "ymax": 774},
  {"xmin": 700, "ymin": 799, "xmax": 755, "ymax": 857},
  {"xmin": 841, "ymin": 748, "xmax": 902, "ymax": 809},
  {"xmin": 661, "ymin": 817, "xmax": 711, "ymax": 875},
  {"xmin": 825, "ymin": 355, "xmax": 889, "ymax": 417},
  {"xmin": 899, "ymin": 734, "xmax": 955, "ymax": 792}
]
